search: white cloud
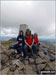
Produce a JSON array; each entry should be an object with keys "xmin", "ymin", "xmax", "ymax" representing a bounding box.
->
[{"xmin": 1, "ymin": 1, "xmax": 55, "ymax": 38}]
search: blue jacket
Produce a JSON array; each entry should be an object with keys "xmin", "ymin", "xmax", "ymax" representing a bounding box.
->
[{"xmin": 17, "ymin": 35, "xmax": 24, "ymax": 45}]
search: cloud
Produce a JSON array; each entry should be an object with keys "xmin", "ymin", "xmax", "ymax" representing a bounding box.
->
[{"xmin": 1, "ymin": 1, "xmax": 55, "ymax": 38}]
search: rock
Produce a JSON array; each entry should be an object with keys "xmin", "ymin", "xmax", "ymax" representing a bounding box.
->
[
  {"xmin": 0, "ymin": 54, "xmax": 1, "ymax": 63},
  {"xmin": 24, "ymin": 70, "xmax": 37, "ymax": 75},
  {"xmin": 29, "ymin": 58, "xmax": 34, "ymax": 64},
  {"xmin": 17, "ymin": 65, "xmax": 24, "ymax": 71},
  {"xmin": 32, "ymin": 65, "xmax": 37, "ymax": 72},
  {"xmin": 12, "ymin": 59, "xmax": 22, "ymax": 66},
  {"xmin": 24, "ymin": 60, "xmax": 29, "ymax": 65},
  {"xmin": 35, "ymin": 57, "xmax": 49, "ymax": 64},
  {"xmin": 6, "ymin": 49, "xmax": 15, "ymax": 56},
  {"xmin": 0, "ymin": 48, "xmax": 4, "ymax": 54},
  {"xmin": 48, "ymin": 61, "xmax": 55, "ymax": 70},
  {"xmin": 6, "ymin": 50, "xmax": 12, "ymax": 56},
  {"xmin": 2, "ymin": 48, "xmax": 7, "ymax": 53},
  {"xmin": 12, "ymin": 59, "xmax": 24, "ymax": 71},
  {"xmin": 1, "ymin": 54, "xmax": 9, "ymax": 64},
  {"xmin": 1, "ymin": 67, "xmax": 10, "ymax": 75},
  {"xmin": 37, "ymin": 64, "xmax": 46, "ymax": 71},
  {"xmin": 8, "ymin": 71, "xmax": 14, "ymax": 75},
  {"xmin": 45, "ymin": 64, "xmax": 50, "ymax": 70},
  {"xmin": 16, "ymin": 54, "xmax": 20, "ymax": 59},
  {"xmin": 0, "ymin": 63, "xmax": 1, "ymax": 70},
  {"xmin": 24, "ymin": 65, "xmax": 36, "ymax": 74},
  {"xmin": 49, "ymin": 49, "xmax": 55, "ymax": 55},
  {"xmin": 18, "ymin": 71, "xmax": 25, "ymax": 75},
  {"xmin": 14, "ymin": 68, "xmax": 19, "ymax": 75},
  {"xmin": 38, "ymin": 50, "xmax": 46, "ymax": 58},
  {"xmin": 10, "ymin": 64, "xmax": 16, "ymax": 71},
  {"xmin": 24, "ymin": 65, "xmax": 33, "ymax": 71}
]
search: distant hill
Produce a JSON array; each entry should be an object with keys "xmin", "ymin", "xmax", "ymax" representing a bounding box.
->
[{"xmin": 8, "ymin": 38, "xmax": 17, "ymax": 42}]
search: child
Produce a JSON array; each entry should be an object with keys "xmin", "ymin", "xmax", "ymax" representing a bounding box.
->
[
  {"xmin": 34, "ymin": 33, "xmax": 39, "ymax": 44},
  {"xmin": 34, "ymin": 33, "xmax": 40, "ymax": 50},
  {"xmin": 24, "ymin": 29, "xmax": 37, "ymax": 58},
  {"xmin": 17, "ymin": 30, "xmax": 25, "ymax": 57},
  {"xmin": 9, "ymin": 30, "xmax": 24, "ymax": 57}
]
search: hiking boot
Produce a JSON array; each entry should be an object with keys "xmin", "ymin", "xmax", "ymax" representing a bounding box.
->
[{"xmin": 20, "ymin": 52, "xmax": 24, "ymax": 57}]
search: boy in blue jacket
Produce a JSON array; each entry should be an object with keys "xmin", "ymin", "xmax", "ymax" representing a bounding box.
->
[{"xmin": 9, "ymin": 30, "xmax": 24, "ymax": 57}]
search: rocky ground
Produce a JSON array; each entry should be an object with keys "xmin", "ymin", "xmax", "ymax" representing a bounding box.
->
[{"xmin": 0, "ymin": 43, "xmax": 56, "ymax": 75}]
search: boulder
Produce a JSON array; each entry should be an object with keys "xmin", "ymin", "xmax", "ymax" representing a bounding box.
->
[
  {"xmin": 1, "ymin": 54, "xmax": 9, "ymax": 64},
  {"xmin": 24, "ymin": 65, "xmax": 36, "ymax": 74},
  {"xmin": 24, "ymin": 65, "xmax": 33, "ymax": 71},
  {"xmin": 12, "ymin": 59, "xmax": 22, "ymax": 66},
  {"xmin": 0, "ymin": 48, "xmax": 4, "ymax": 54},
  {"xmin": 8, "ymin": 71, "xmax": 14, "ymax": 75},
  {"xmin": 35, "ymin": 57, "xmax": 49, "ymax": 64},
  {"xmin": 45, "ymin": 64, "xmax": 50, "ymax": 70},
  {"xmin": 24, "ymin": 60, "xmax": 29, "ymax": 65},
  {"xmin": 48, "ymin": 61, "xmax": 55, "ymax": 70},
  {"xmin": 16, "ymin": 54, "xmax": 20, "ymax": 59},
  {"xmin": 0, "ymin": 63, "xmax": 1, "ymax": 70},
  {"xmin": 14, "ymin": 68, "xmax": 19, "ymax": 75},
  {"xmin": 38, "ymin": 50, "xmax": 46, "ymax": 58},
  {"xmin": 1, "ymin": 67, "xmax": 10, "ymax": 75},
  {"xmin": 25, "ymin": 70, "xmax": 37, "ymax": 75},
  {"xmin": 6, "ymin": 50, "xmax": 12, "ymax": 56},
  {"xmin": 37, "ymin": 64, "xmax": 46, "ymax": 71},
  {"xmin": 12, "ymin": 59, "xmax": 24, "ymax": 71},
  {"xmin": 32, "ymin": 64, "xmax": 37, "ymax": 72},
  {"xmin": 10, "ymin": 64, "xmax": 16, "ymax": 71},
  {"xmin": 0, "ymin": 54, "xmax": 1, "ymax": 63},
  {"xmin": 6, "ymin": 49, "xmax": 15, "ymax": 56},
  {"xmin": 29, "ymin": 58, "xmax": 34, "ymax": 64},
  {"xmin": 18, "ymin": 71, "xmax": 26, "ymax": 75}
]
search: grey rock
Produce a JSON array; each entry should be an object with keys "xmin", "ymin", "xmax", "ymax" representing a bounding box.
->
[
  {"xmin": 12, "ymin": 59, "xmax": 22, "ymax": 67},
  {"xmin": 8, "ymin": 71, "xmax": 14, "ymax": 75},
  {"xmin": 14, "ymin": 68, "xmax": 19, "ymax": 75},
  {"xmin": 35, "ymin": 57, "xmax": 49, "ymax": 64},
  {"xmin": 38, "ymin": 50, "xmax": 46, "ymax": 58},
  {"xmin": 37, "ymin": 64, "xmax": 46, "ymax": 71},
  {"xmin": 10, "ymin": 64, "xmax": 16, "ymax": 71},
  {"xmin": 29, "ymin": 58, "xmax": 34, "ymax": 64},
  {"xmin": 1, "ymin": 54, "xmax": 9, "ymax": 64},
  {"xmin": 48, "ymin": 61, "xmax": 55, "ymax": 70},
  {"xmin": 24, "ymin": 60, "xmax": 29, "ymax": 65},
  {"xmin": 32, "ymin": 64, "xmax": 37, "ymax": 72},
  {"xmin": 1, "ymin": 67, "xmax": 10, "ymax": 75}
]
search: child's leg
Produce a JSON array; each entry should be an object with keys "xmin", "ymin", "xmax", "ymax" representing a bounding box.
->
[
  {"xmin": 19, "ymin": 45, "xmax": 24, "ymax": 56},
  {"xmin": 24, "ymin": 45, "xmax": 29, "ymax": 57},
  {"xmin": 32, "ymin": 44, "xmax": 37, "ymax": 55},
  {"xmin": 11, "ymin": 43, "xmax": 19, "ymax": 49}
]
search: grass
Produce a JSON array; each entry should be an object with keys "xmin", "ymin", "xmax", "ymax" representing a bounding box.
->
[{"xmin": 1, "ymin": 41, "xmax": 17, "ymax": 46}]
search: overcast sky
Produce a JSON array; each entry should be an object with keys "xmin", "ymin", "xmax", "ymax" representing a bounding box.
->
[{"xmin": 1, "ymin": 1, "xmax": 55, "ymax": 38}]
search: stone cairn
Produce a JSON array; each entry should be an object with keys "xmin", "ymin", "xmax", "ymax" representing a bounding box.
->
[{"xmin": 0, "ymin": 42, "xmax": 56, "ymax": 75}]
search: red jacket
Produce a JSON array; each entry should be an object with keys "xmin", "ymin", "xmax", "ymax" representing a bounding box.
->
[
  {"xmin": 34, "ymin": 37, "xmax": 39, "ymax": 44},
  {"xmin": 26, "ymin": 36, "xmax": 33, "ymax": 45}
]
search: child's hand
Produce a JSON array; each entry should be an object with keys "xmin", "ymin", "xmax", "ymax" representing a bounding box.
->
[{"xmin": 29, "ymin": 45, "xmax": 32, "ymax": 49}]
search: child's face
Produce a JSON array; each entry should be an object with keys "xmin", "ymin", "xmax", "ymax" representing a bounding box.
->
[
  {"xmin": 20, "ymin": 32, "xmax": 23, "ymax": 35},
  {"xmin": 27, "ymin": 32, "xmax": 30, "ymax": 35},
  {"xmin": 34, "ymin": 34, "xmax": 37, "ymax": 38}
]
